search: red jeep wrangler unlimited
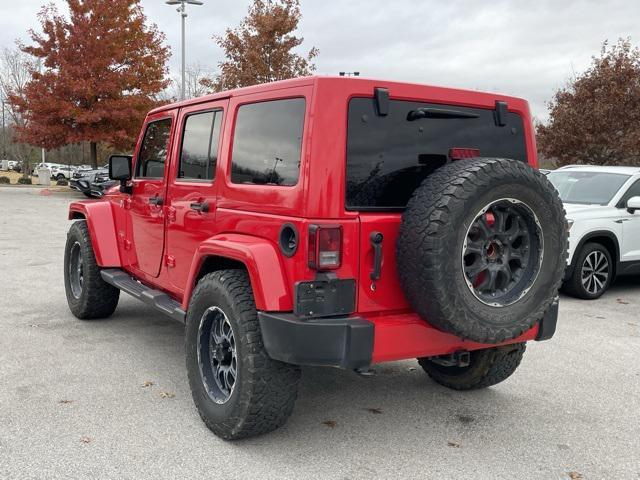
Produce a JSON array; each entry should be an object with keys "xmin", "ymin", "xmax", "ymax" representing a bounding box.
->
[{"xmin": 64, "ymin": 76, "xmax": 566, "ymax": 440}]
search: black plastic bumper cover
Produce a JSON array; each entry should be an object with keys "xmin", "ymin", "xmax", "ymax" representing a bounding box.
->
[{"xmin": 258, "ymin": 312, "xmax": 374, "ymax": 370}]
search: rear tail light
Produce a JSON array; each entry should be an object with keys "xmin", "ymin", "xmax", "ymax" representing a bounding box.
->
[
  {"xmin": 308, "ymin": 225, "xmax": 342, "ymax": 270},
  {"xmin": 449, "ymin": 148, "xmax": 480, "ymax": 160}
]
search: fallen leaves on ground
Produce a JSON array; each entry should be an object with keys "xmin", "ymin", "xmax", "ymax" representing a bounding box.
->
[
  {"xmin": 365, "ymin": 407, "xmax": 383, "ymax": 414},
  {"xmin": 80, "ymin": 436, "xmax": 91, "ymax": 444},
  {"xmin": 568, "ymin": 472, "xmax": 583, "ymax": 479},
  {"xmin": 141, "ymin": 381, "xmax": 154, "ymax": 388},
  {"xmin": 447, "ymin": 441, "xmax": 461, "ymax": 448},
  {"xmin": 159, "ymin": 391, "xmax": 175, "ymax": 399},
  {"xmin": 322, "ymin": 420, "xmax": 337, "ymax": 428},
  {"xmin": 617, "ymin": 298, "xmax": 629, "ymax": 305},
  {"xmin": 58, "ymin": 399, "xmax": 73, "ymax": 404}
]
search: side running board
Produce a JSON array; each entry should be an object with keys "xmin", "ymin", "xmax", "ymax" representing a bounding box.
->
[{"xmin": 100, "ymin": 268, "xmax": 186, "ymax": 323}]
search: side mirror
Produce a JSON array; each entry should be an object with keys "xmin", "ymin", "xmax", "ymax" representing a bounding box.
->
[
  {"xmin": 627, "ymin": 196, "xmax": 640, "ymax": 214},
  {"xmin": 109, "ymin": 155, "xmax": 133, "ymax": 193},
  {"xmin": 109, "ymin": 155, "xmax": 132, "ymax": 181}
]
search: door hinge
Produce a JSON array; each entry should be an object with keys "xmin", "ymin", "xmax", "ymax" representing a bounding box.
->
[{"xmin": 165, "ymin": 255, "xmax": 176, "ymax": 268}]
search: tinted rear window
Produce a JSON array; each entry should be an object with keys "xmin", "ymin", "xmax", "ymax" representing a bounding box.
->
[
  {"xmin": 346, "ymin": 98, "xmax": 527, "ymax": 209},
  {"xmin": 231, "ymin": 98, "xmax": 305, "ymax": 186}
]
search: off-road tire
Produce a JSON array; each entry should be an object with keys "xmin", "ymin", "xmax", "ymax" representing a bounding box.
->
[
  {"xmin": 185, "ymin": 270, "xmax": 301, "ymax": 440},
  {"xmin": 418, "ymin": 343, "xmax": 526, "ymax": 390},
  {"xmin": 64, "ymin": 220, "xmax": 120, "ymax": 319},
  {"xmin": 397, "ymin": 158, "xmax": 567, "ymax": 344},
  {"xmin": 562, "ymin": 242, "xmax": 613, "ymax": 299}
]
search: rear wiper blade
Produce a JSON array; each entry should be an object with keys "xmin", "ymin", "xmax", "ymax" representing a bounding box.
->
[{"xmin": 407, "ymin": 107, "xmax": 480, "ymax": 121}]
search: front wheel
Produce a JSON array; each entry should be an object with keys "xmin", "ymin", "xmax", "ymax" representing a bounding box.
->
[
  {"xmin": 563, "ymin": 242, "xmax": 613, "ymax": 299},
  {"xmin": 185, "ymin": 270, "xmax": 301, "ymax": 440},
  {"xmin": 64, "ymin": 220, "xmax": 120, "ymax": 319},
  {"xmin": 418, "ymin": 343, "xmax": 526, "ymax": 390}
]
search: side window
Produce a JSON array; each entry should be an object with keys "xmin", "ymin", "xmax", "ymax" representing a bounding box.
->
[
  {"xmin": 618, "ymin": 179, "xmax": 640, "ymax": 207},
  {"xmin": 231, "ymin": 98, "xmax": 305, "ymax": 186},
  {"xmin": 178, "ymin": 110, "xmax": 223, "ymax": 181},
  {"xmin": 135, "ymin": 118, "xmax": 172, "ymax": 179}
]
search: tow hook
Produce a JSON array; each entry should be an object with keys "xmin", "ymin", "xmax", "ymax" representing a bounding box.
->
[{"xmin": 429, "ymin": 350, "xmax": 471, "ymax": 368}]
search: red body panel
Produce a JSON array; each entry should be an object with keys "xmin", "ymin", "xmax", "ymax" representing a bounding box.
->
[{"xmin": 72, "ymin": 76, "xmax": 542, "ymax": 363}]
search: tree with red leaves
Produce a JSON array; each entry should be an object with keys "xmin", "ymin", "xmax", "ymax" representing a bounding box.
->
[
  {"xmin": 203, "ymin": 0, "xmax": 318, "ymax": 93},
  {"xmin": 11, "ymin": 0, "xmax": 170, "ymax": 167},
  {"xmin": 537, "ymin": 39, "xmax": 640, "ymax": 167}
]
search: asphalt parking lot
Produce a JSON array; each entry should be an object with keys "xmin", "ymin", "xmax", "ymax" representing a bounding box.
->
[{"xmin": 1, "ymin": 186, "xmax": 639, "ymax": 480}]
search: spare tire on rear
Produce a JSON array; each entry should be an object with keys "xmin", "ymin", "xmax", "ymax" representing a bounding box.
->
[{"xmin": 397, "ymin": 158, "xmax": 567, "ymax": 344}]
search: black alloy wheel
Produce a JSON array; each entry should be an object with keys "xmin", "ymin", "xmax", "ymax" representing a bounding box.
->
[
  {"xmin": 462, "ymin": 198, "xmax": 543, "ymax": 307},
  {"xmin": 68, "ymin": 241, "xmax": 84, "ymax": 299},
  {"xmin": 197, "ymin": 306, "xmax": 238, "ymax": 404}
]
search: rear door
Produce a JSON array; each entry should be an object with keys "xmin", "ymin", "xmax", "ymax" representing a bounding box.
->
[
  {"xmin": 128, "ymin": 113, "xmax": 175, "ymax": 277},
  {"xmin": 346, "ymin": 96, "xmax": 528, "ymax": 313},
  {"xmin": 165, "ymin": 100, "xmax": 228, "ymax": 292}
]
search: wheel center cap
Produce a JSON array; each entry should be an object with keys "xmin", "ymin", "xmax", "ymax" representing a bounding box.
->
[
  {"xmin": 486, "ymin": 240, "xmax": 503, "ymax": 261},
  {"xmin": 214, "ymin": 344, "xmax": 231, "ymax": 364}
]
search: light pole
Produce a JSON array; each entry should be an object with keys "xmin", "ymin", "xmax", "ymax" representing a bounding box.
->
[
  {"xmin": 166, "ymin": 0, "xmax": 203, "ymax": 101},
  {"xmin": 1, "ymin": 98, "xmax": 6, "ymax": 160}
]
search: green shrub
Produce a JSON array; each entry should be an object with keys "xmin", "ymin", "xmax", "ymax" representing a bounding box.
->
[
  {"xmin": 17, "ymin": 177, "xmax": 32, "ymax": 185},
  {"xmin": 0, "ymin": 176, "xmax": 10, "ymax": 184}
]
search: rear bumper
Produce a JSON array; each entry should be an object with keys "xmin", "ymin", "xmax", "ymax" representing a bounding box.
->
[
  {"xmin": 258, "ymin": 312, "xmax": 374, "ymax": 369},
  {"xmin": 258, "ymin": 299, "xmax": 559, "ymax": 368}
]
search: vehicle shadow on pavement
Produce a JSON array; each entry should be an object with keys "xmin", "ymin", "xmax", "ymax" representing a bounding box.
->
[{"xmin": 107, "ymin": 298, "xmax": 516, "ymax": 446}]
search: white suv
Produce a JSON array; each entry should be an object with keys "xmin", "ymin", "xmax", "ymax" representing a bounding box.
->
[{"xmin": 547, "ymin": 166, "xmax": 640, "ymax": 299}]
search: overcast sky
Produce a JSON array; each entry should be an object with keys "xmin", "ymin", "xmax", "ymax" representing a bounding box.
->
[{"xmin": 1, "ymin": 0, "xmax": 639, "ymax": 121}]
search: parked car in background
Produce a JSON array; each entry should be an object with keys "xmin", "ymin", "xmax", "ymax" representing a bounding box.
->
[
  {"xmin": 89, "ymin": 170, "xmax": 117, "ymax": 197},
  {"xmin": 548, "ymin": 165, "xmax": 640, "ymax": 299},
  {"xmin": 32, "ymin": 162, "xmax": 61, "ymax": 177},
  {"xmin": 70, "ymin": 165, "xmax": 108, "ymax": 197},
  {"xmin": 50, "ymin": 165, "xmax": 78, "ymax": 180}
]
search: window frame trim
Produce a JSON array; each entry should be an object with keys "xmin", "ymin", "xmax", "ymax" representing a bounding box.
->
[{"xmin": 175, "ymin": 107, "xmax": 224, "ymax": 185}]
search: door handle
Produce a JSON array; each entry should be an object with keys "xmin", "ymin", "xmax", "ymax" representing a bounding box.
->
[
  {"xmin": 148, "ymin": 196, "xmax": 163, "ymax": 206},
  {"xmin": 370, "ymin": 231, "xmax": 384, "ymax": 281},
  {"xmin": 190, "ymin": 201, "xmax": 210, "ymax": 213},
  {"xmin": 614, "ymin": 218, "xmax": 630, "ymax": 223}
]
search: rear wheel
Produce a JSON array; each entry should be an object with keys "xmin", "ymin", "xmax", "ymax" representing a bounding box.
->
[
  {"xmin": 563, "ymin": 242, "xmax": 612, "ymax": 299},
  {"xmin": 418, "ymin": 343, "xmax": 526, "ymax": 390},
  {"xmin": 185, "ymin": 270, "xmax": 301, "ymax": 440},
  {"xmin": 64, "ymin": 220, "xmax": 120, "ymax": 319}
]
